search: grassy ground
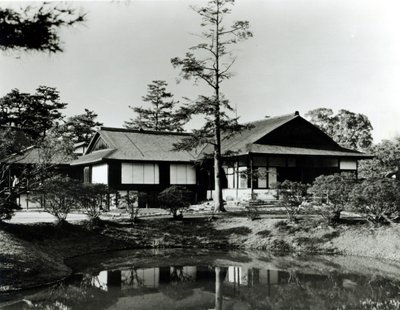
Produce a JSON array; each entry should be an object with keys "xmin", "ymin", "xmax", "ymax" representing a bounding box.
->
[{"xmin": 1, "ymin": 212, "xmax": 400, "ymax": 292}]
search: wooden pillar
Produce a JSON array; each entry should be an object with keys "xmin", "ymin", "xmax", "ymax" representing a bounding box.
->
[
  {"xmin": 356, "ymin": 160, "xmax": 359, "ymax": 180},
  {"xmin": 209, "ymin": 170, "xmax": 213, "ymax": 200},
  {"xmin": 8, "ymin": 166, "xmax": 12, "ymax": 195},
  {"xmin": 26, "ymin": 179, "xmax": 29, "ymax": 209},
  {"xmin": 250, "ymin": 155, "xmax": 254, "ymax": 200},
  {"xmin": 235, "ymin": 160, "xmax": 239, "ymax": 201},
  {"xmin": 115, "ymin": 190, "xmax": 119, "ymax": 208}
]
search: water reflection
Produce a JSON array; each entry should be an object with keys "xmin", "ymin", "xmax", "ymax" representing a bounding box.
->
[
  {"xmin": 3, "ymin": 253, "xmax": 400, "ymax": 310},
  {"xmin": 90, "ymin": 266, "xmax": 305, "ymax": 291},
  {"xmin": 71, "ymin": 265, "xmax": 400, "ymax": 309}
]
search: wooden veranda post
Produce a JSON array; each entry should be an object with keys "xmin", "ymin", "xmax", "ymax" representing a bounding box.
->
[{"xmin": 250, "ymin": 155, "xmax": 254, "ymax": 200}]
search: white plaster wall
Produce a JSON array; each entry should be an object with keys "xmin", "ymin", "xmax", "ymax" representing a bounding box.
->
[
  {"xmin": 92, "ymin": 164, "xmax": 108, "ymax": 184},
  {"xmin": 340, "ymin": 159, "xmax": 357, "ymax": 170}
]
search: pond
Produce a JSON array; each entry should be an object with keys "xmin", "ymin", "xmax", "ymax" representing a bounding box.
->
[{"xmin": 2, "ymin": 249, "xmax": 400, "ymax": 309}]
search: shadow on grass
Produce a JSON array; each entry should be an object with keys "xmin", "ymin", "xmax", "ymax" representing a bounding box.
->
[
  {"xmin": 0, "ymin": 216, "xmax": 240, "ymax": 257},
  {"xmin": 218, "ymin": 226, "xmax": 252, "ymax": 236},
  {"xmin": 1, "ymin": 221, "xmax": 91, "ymax": 242}
]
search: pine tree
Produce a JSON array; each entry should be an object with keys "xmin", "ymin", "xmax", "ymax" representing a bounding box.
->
[
  {"xmin": 0, "ymin": 86, "xmax": 67, "ymax": 141},
  {"xmin": 0, "ymin": 3, "xmax": 85, "ymax": 53},
  {"xmin": 59, "ymin": 109, "xmax": 103, "ymax": 145},
  {"xmin": 171, "ymin": 0, "xmax": 252, "ymax": 212},
  {"xmin": 124, "ymin": 80, "xmax": 185, "ymax": 132}
]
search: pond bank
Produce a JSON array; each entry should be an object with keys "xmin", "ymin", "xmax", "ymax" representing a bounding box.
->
[{"xmin": 1, "ymin": 215, "xmax": 400, "ymax": 292}]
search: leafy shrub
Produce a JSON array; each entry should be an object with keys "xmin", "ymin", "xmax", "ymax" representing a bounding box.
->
[
  {"xmin": 35, "ymin": 175, "xmax": 81, "ymax": 224},
  {"xmin": 120, "ymin": 191, "xmax": 139, "ymax": 223},
  {"xmin": 246, "ymin": 204, "xmax": 260, "ymax": 221},
  {"xmin": 309, "ymin": 173, "xmax": 356, "ymax": 224},
  {"xmin": 274, "ymin": 220, "xmax": 289, "ymax": 231},
  {"xmin": 158, "ymin": 186, "xmax": 193, "ymax": 219},
  {"xmin": 278, "ymin": 180, "xmax": 309, "ymax": 222},
  {"xmin": 0, "ymin": 196, "xmax": 20, "ymax": 222},
  {"xmin": 0, "ymin": 166, "xmax": 22, "ymax": 221},
  {"xmin": 76, "ymin": 183, "xmax": 109, "ymax": 224},
  {"xmin": 349, "ymin": 178, "xmax": 400, "ymax": 224}
]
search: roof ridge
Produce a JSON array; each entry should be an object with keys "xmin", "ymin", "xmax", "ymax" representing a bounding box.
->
[
  {"xmin": 100, "ymin": 127, "xmax": 192, "ymax": 136},
  {"xmin": 244, "ymin": 112, "xmax": 299, "ymax": 126}
]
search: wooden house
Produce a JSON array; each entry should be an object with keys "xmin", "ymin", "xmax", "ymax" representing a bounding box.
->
[
  {"xmin": 205, "ymin": 112, "xmax": 371, "ymax": 202},
  {"xmin": 70, "ymin": 129, "xmax": 200, "ymax": 208},
  {"xmin": 1, "ymin": 143, "xmax": 82, "ymax": 209},
  {"xmin": 70, "ymin": 112, "xmax": 371, "ymax": 206}
]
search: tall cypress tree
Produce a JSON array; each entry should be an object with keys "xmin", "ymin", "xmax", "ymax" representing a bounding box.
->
[
  {"xmin": 171, "ymin": 0, "xmax": 252, "ymax": 212},
  {"xmin": 124, "ymin": 80, "xmax": 185, "ymax": 132}
]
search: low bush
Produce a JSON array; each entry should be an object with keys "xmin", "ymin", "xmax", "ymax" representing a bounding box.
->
[
  {"xmin": 76, "ymin": 183, "xmax": 109, "ymax": 224},
  {"xmin": 349, "ymin": 178, "xmax": 400, "ymax": 224},
  {"xmin": 0, "ymin": 195, "xmax": 20, "ymax": 222},
  {"xmin": 309, "ymin": 173, "xmax": 356, "ymax": 224},
  {"xmin": 35, "ymin": 175, "xmax": 81, "ymax": 224},
  {"xmin": 278, "ymin": 180, "xmax": 309, "ymax": 222},
  {"xmin": 246, "ymin": 205, "xmax": 260, "ymax": 221},
  {"xmin": 274, "ymin": 220, "xmax": 289, "ymax": 231},
  {"xmin": 256, "ymin": 229, "xmax": 271, "ymax": 237},
  {"xmin": 158, "ymin": 186, "xmax": 193, "ymax": 219},
  {"xmin": 120, "ymin": 191, "xmax": 140, "ymax": 224}
]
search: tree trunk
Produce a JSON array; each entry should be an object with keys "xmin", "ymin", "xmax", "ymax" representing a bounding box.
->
[
  {"xmin": 213, "ymin": 1, "xmax": 225, "ymax": 213},
  {"xmin": 214, "ymin": 145, "xmax": 225, "ymax": 212},
  {"xmin": 213, "ymin": 95, "xmax": 225, "ymax": 212}
]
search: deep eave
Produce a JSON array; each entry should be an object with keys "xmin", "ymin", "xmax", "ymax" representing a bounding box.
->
[{"xmin": 248, "ymin": 144, "xmax": 372, "ymax": 159}]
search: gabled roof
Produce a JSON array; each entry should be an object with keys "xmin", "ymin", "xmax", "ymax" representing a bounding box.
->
[
  {"xmin": 70, "ymin": 128, "xmax": 197, "ymax": 166},
  {"xmin": 201, "ymin": 112, "xmax": 370, "ymax": 158}
]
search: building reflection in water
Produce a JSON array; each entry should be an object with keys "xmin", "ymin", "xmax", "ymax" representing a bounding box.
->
[{"xmin": 89, "ymin": 264, "xmax": 291, "ymax": 310}]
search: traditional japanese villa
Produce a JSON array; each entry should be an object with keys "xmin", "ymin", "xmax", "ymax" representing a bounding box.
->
[
  {"xmin": 70, "ymin": 112, "xmax": 371, "ymax": 207},
  {"xmin": 1, "ymin": 144, "xmax": 84, "ymax": 209}
]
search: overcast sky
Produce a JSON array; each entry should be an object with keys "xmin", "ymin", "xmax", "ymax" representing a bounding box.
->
[{"xmin": 1, "ymin": 0, "xmax": 400, "ymax": 143}]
